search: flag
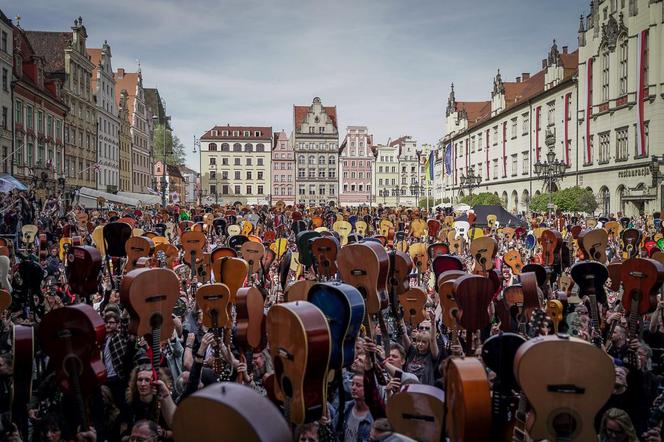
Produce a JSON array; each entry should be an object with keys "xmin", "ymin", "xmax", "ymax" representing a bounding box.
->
[
  {"xmin": 425, "ymin": 150, "xmax": 434, "ymax": 182},
  {"xmin": 444, "ymin": 143, "xmax": 452, "ymax": 175},
  {"xmin": 93, "ymin": 163, "xmax": 101, "ymax": 173},
  {"xmin": 636, "ymin": 29, "xmax": 648, "ymax": 157}
]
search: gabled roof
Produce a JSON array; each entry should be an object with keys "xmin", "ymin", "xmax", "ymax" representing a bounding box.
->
[
  {"xmin": 0, "ymin": 10, "xmax": 13, "ymax": 27},
  {"xmin": 144, "ymin": 88, "xmax": 171, "ymax": 129},
  {"xmin": 87, "ymin": 48, "xmax": 102, "ymax": 68},
  {"xmin": 294, "ymin": 105, "xmax": 338, "ymax": 131},
  {"xmin": 24, "ymin": 31, "xmax": 71, "ymax": 73},
  {"xmin": 456, "ymin": 101, "xmax": 491, "ymax": 126},
  {"xmin": 114, "ymin": 69, "xmax": 139, "ymax": 119}
]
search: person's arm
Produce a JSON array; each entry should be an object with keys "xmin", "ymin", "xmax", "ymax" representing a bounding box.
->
[
  {"xmin": 400, "ymin": 318, "xmax": 411, "ymax": 351},
  {"xmin": 155, "ymin": 380, "xmax": 176, "ymax": 428},
  {"xmin": 183, "ymin": 332, "xmax": 195, "ymax": 371}
]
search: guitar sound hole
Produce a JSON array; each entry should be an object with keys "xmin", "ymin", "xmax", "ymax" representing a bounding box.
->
[
  {"xmin": 282, "ymin": 376, "xmax": 293, "ymax": 397},
  {"xmin": 551, "ymin": 412, "xmax": 577, "ymax": 438}
]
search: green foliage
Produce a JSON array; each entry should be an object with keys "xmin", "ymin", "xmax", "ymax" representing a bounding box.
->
[
  {"xmin": 529, "ymin": 186, "xmax": 598, "ymax": 213},
  {"xmin": 153, "ymin": 124, "xmax": 186, "ymax": 166},
  {"xmin": 417, "ymin": 197, "xmax": 441, "ymax": 208},
  {"xmin": 459, "ymin": 192, "xmax": 503, "ymax": 207}
]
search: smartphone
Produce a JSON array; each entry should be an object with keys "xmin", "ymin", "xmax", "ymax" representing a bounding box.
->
[
  {"xmin": 375, "ymin": 334, "xmax": 383, "ymax": 347},
  {"xmin": 394, "ymin": 369, "xmax": 403, "ymax": 379}
]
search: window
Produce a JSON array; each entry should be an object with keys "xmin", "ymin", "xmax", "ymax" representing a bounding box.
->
[
  {"xmin": 209, "ymin": 157, "xmax": 216, "ymax": 165},
  {"xmin": 222, "ymin": 171, "xmax": 228, "ymax": 180},
  {"xmin": 522, "ymin": 151, "xmax": 529, "ymax": 174},
  {"xmin": 1, "ymin": 68, "xmax": 7, "ymax": 92},
  {"xmin": 209, "ymin": 143, "xmax": 217, "ymax": 151},
  {"xmin": 246, "ymin": 185, "xmax": 252, "ymax": 194},
  {"xmin": 619, "ymin": 39, "xmax": 628, "ymax": 95},
  {"xmin": 478, "ymin": 135, "xmax": 483, "ymax": 151},
  {"xmin": 547, "ymin": 101, "xmax": 555, "ymax": 126},
  {"xmin": 471, "ymin": 137, "xmax": 475, "ymax": 153},
  {"xmin": 328, "ymin": 156, "xmax": 335, "ymax": 165},
  {"xmin": 511, "ymin": 118, "xmax": 517, "ymax": 138},
  {"xmin": 257, "ymin": 158, "xmax": 263, "ymax": 166},
  {"xmin": 222, "ymin": 158, "xmax": 228, "ymax": 165},
  {"xmin": 493, "ymin": 126, "xmax": 498, "ymax": 145},
  {"xmin": 601, "ymin": 52, "xmax": 610, "ymax": 102},
  {"xmin": 511, "ymin": 154, "xmax": 518, "ymax": 176},
  {"xmin": 258, "ymin": 171, "xmax": 263, "ymax": 180},
  {"xmin": 258, "ymin": 185, "xmax": 263, "ymax": 194},
  {"xmin": 635, "ymin": 121, "xmax": 649, "ymax": 158},
  {"xmin": 1, "ymin": 107, "xmax": 6, "ymax": 130},
  {"xmin": 245, "ymin": 143, "xmax": 253, "ymax": 152},
  {"xmin": 329, "ymin": 169, "xmax": 335, "ymax": 178},
  {"xmin": 493, "ymin": 159, "xmax": 498, "ymax": 179},
  {"xmin": 210, "ymin": 185, "xmax": 217, "ymax": 195},
  {"xmin": 235, "ymin": 185, "xmax": 241, "ymax": 194},
  {"xmin": 222, "ymin": 185, "xmax": 229, "ymax": 194},
  {"xmin": 643, "ymin": 32, "xmax": 649, "ymax": 86},
  {"xmin": 298, "ymin": 168, "xmax": 305, "ymax": 178},
  {"xmin": 598, "ymin": 131, "xmax": 610, "ymax": 163},
  {"xmin": 235, "ymin": 171, "xmax": 241, "ymax": 180},
  {"xmin": 1, "ymin": 31, "xmax": 7, "ymax": 53},
  {"xmin": 246, "ymin": 158, "xmax": 252, "ymax": 166},
  {"xmin": 210, "ymin": 171, "xmax": 216, "ymax": 180},
  {"xmin": 319, "ymin": 185, "xmax": 326, "ymax": 195},
  {"xmin": 233, "ymin": 143, "xmax": 242, "ymax": 151},
  {"xmin": 246, "ymin": 171, "xmax": 252, "ymax": 180},
  {"xmin": 234, "ymin": 158, "xmax": 241, "ymax": 166},
  {"xmin": 616, "ymin": 127, "xmax": 628, "ymax": 161},
  {"xmin": 26, "ymin": 106, "xmax": 33, "ymax": 129},
  {"xmin": 256, "ymin": 143, "xmax": 265, "ymax": 152},
  {"xmin": 299, "ymin": 186, "xmax": 305, "ymax": 195},
  {"xmin": 309, "ymin": 185, "xmax": 315, "ymax": 195},
  {"xmin": 221, "ymin": 143, "xmax": 229, "ymax": 151},
  {"xmin": 330, "ymin": 185, "xmax": 335, "ymax": 195},
  {"xmin": 243, "ymin": 131, "xmax": 250, "ymax": 137}
]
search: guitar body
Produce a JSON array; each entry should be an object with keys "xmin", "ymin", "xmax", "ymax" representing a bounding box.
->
[
  {"xmin": 398, "ymin": 287, "xmax": 427, "ymax": 327},
  {"xmin": 39, "ymin": 304, "xmax": 106, "ymax": 394},
  {"xmin": 103, "ymin": 222, "xmax": 132, "ymax": 257},
  {"xmin": 296, "ymin": 231, "xmax": 321, "ymax": 268},
  {"xmin": 503, "ymin": 250, "xmax": 524, "ymax": 274},
  {"xmin": 154, "ymin": 243, "xmax": 178, "ymax": 268},
  {"xmin": 310, "ymin": 236, "xmax": 340, "ymax": 279},
  {"xmin": 470, "ymin": 237, "xmax": 497, "ymax": 273},
  {"xmin": 181, "ymin": 230, "xmax": 208, "ymax": 278},
  {"xmin": 387, "ymin": 384, "xmax": 445, "ymax": 442},
  {"xmin": 12, "ymin": 324, "xmax": 34, "ymax": 436},
  {"xmin": 431, "ymin": 255, "xmax": 464, "ymax": 281},
  {"xmin": 68, "ymin": 246, "xmax": 102, "ymax": 298},
  {"xmin": 337, "ymin": 242, "xmax": 389, "ymax": 314},
  {"xmin": 409, "ymin": 242, "xmax": 428, "ymax": 274},
  {"xmin": 240, "ymin": 241, "xmax": 265, "ymax": 276},
  {"xmin": 212, "ymin": 257, "xmax": 248, "ymax": 302},
  {"xmin": 285, "ymin": 279, "xmax": 316, "ymax": 302},
  {"xmin": 172, "ymin": 383, "xmax": 291, "ymax": 442},
  {"xmin": 621, "ymin": 258, "xmax": 664, "ymax": 315},
  {"xmin": 444, "ymin": 357, "xmax": 491, "ymax": 442},
  {"xmin": 308, "ymin": 282, "xmax": 365, "ymax": 369},
  {"xmin": 266, "ymin": 301, "xmax": 331, "ymax": 425},
  {"xmin": 120, "ymin": 268, "xmax": 179, "ymax": 342},
  {"xmin": 539, "ymin": 229, "xmax": 562, "ymax": 267},
  {"xmin": 195, "ymin": 283, "xmax": 231, "ymax": 329},
  {"xmin": 454, "ymin": 274, "xmax": 495, "ymax": 330},
  {"xmin": 514, "ymin": 334, "xmax": 614, "ymax": 442},
  {"xmin": 622, "ymin": 228, "xmax": 642, "ymax": 259},
  {"xmin": 124, "ymin": 236, "xmax": 155, "ymax": 272},
  {"xmin": 236, "ymin": 287, "xmax": 266, "ymax": 351},
  {"xmin": 389, "ymin": 251, "xmax": 413, "ymax": 296},
  {"xmin": 578, "ymin": 229, "xmax": 608, "ymax": 263},
  {"xmin": 427, "ymin": 242, "xmax": 450, "ymax": 260}
]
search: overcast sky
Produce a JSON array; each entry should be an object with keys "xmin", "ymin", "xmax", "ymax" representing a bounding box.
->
[{"xmin": 6, "ymin": 0, "xmax": 586, "ymax": 171}]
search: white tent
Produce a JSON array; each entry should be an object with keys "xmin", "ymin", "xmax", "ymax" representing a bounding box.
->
[
  {"xmin": 117, "ymin": 191, "xmax": 161, "ymax": 206},
  {"xmin": 77, "ymin": 187, "xmax": 142, "ymax": 208}
]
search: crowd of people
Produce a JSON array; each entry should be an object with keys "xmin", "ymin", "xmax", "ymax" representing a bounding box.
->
[{"xmin": 0, "ymin": 187, "xmax": 662, "ymax": 442}]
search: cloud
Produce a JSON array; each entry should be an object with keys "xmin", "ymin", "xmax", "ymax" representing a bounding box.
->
[{"xmin": 5, "ymin": 0, "xmax": 586, "ymax": 170}]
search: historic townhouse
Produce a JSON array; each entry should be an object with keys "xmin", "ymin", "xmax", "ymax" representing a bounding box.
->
[
  {"xmin": 271, "ymin": 130, "xmax": 295, "ymax": 206},
  {"xmin": 89, "ymin": 41, "xmax": 119, "ymax": 193},
  {"xmin": 0, "ymin": 11, "xmax": 12, "ymax": 175},
  {"xmin": 293, "ymin": 97, "xmax": 339, "ymax": 206},
  {"xmin": 117, "ymin": 89, "xmax": 131, "ymax": 192},
  {"xmin": 443, "ymin": 41, "xmax": 579, "ymax": 214},
  {"xmin": 26, "ymin": 17, "xmax": 97, "ymax": 195},
  {"xmin": 180, "ymin": 165, "xmax": 200, "ymax": 204},
  {"xmin": 200, "ymin": 125, "xmax": 272, "ymax": 205},
  {"xmin": 577, "ymin": 0, "xmax": 664, "ymax": 216},
  {"xmin": 115, "ymin": 67, "xmax": 151, "ymax": 194},
  {"xmin": 339, "ymin": 126, "xmax": 373, "ymax": 207},
  {"xmin": 12, "ymin": 24, "xmax": 67, "ymax": 193},
  {"xmin": 374, "ymin": 142, "xmax": 400, "ymax": 206},
  {"xmin": 391, "ymin": 135, "xmax": 421, "ymax": 207}
]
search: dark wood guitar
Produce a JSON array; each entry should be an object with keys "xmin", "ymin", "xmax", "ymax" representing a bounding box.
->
[
  {"xmin": 309, "ymin": 236, "xmax": 340, "ymax": 280},
  {"xmin": 266, "ymin": 301, "xmax": 331, "ymax": 425},
  {"xmin": 622, "ymin": 228, "xmax": 642, "ymax": 259},
  {"xmin": 514, "ymin": 334, "xmax": 614, "ymax": 441},
  {"xmin": 571, "ymin": 261, "xmax": 608, "ymax": 346},
  {"xmin": 212, "ymin": 257, "xmax": 248, "ymax": 303},
  {"xmin": 67, "ymin": 246, "xmax": 102, "ymax": 302},
  {"xmin": 11, "ymin": 325, "xmax": 34, "ymax": 438},
  {"xmin": 39, "ymin": 304, "xmax": 106, "ymax": 432},
  {"xmin": 539, "ymin": 229, "xmax": 562, "ymax": 267},
  {"xmin": 454, "ymin": 274, "xmax": 495, "ymax": 331}
]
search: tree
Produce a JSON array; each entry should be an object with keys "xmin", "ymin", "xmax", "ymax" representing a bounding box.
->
[
  {"xmin": 418, "ymin": 197, "xmax": 441, "ymax": 208},
  {"xmin": 459, "ymin": 192, "xmax": 503, "ymax": 207},
  {"xmin": 529, "ymin": 186, "xmax": 598, "ymax": 213},
  {"xmin": 153, "ymin": 124, "xmax": 186, "ymax": 166}
]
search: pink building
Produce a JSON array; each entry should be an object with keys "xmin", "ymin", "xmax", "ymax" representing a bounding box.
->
[
  {"xmin": 339, "ymin": 126, "xmax": 373, "ymax": 206},
  {"xmin": 271, "ymin": 130, "xmax": 295, "ymax": 205}
]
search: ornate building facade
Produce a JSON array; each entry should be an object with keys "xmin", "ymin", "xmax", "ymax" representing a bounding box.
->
[
  {"xmin": 117, "ymin": 89, "xmax": 131, "ymax": 192},
  {"xmin": 271, "ymin": 130, "xmax": 295, "ymax": 206},
  {"xmin": 115, "ymin": 67, "xmax": 151, "ymax": 194},
  {"xmin": 89, "ymin": 41, "xmax": 119, "ymax": 192},
  {"xmin": 0, "ymin": 11, "xmax": 12, "ymax": 175},
  {"xmin": 26, "ymin": 17, "xmax": 97, "ymax": 194},
  {"xmin": 374, "ymin": 142, "xmax": 400, "ymax": 206},
  {"xmin": 293, "ymin": 97, "xmax": 339, "ymax": 206},
  {"xmin": 200, "ymin": 125, "xmax": 272, "ymax": 205},
  {"xmin": 12, "ymin": 25, "xmax": 67, "ymax": 194},
  {"xmin": 339, "ymin": 126, "xmax": 373, "ymax": 207}
]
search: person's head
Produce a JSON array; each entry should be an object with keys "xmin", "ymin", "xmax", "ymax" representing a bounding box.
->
[
  {"xmin": 37, "ymin": 414, "xmax": 62, "ymax": 442},
  {"xmin": 413, "ymin": 332, "xmax": 431, "ymax": 355},
  {"xmin": 350, "ymin": 373, "xmax": 365, "ymax": 402},
  {"xmin": 295, "ymin": 422, "xmax": 319, "ymax": 442},
  {"xmin": 252, "ymin": 351, "xmax": 266, "ymax": 370},
  {"xmin": 355, "ymin": 337, "xmax": 366, "ymax": 357},
  {"xmin": 127, "ymin": 365, "xmax": 170, "ymax": 403},
  {"xmin": 386, "ymin": 343, "xmax": 406, "ymax": 370},
  {"xmin": 104, "ymin": 311, "xmax": 120, "ymax": 334},
  {"xmin": 0, "ymin": 353, "xmax": 12, "ymax": 376},
  {"xmin": 351, "ymin": 353, "xmax": 366, "ymax": 374},
  {"xmin": 599, "ymin": 408, "xmax": 638, "ymax": 442},
  {"xmin": 637, "ymin": 342, "xmax": 652, "ymax": 371},
  {"xmin": 614, "ymin": 365, "xmax": 629, "ymax": 394},
  {"xmin": 611, "ymin": 325, "xmax": 627, "ymax": 345},
  {"xmin": 370, "ymin": 418, "xmax": 394, "ymax": 439},
  {"xmin": 129, "ymin": 420, "xmax": 162, "ymax": 442},
  {"xmin": 109, "ymin": 290, "xmax": 120, "ymax": 304}
]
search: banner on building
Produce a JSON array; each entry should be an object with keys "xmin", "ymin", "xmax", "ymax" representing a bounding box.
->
[
  {"xmin": 444, "ymin": 143, "xmax": 452, "ymax": 175},
  {"xmin": 636, "ymin": 29, "xmax": 648, "ymax": 158}
]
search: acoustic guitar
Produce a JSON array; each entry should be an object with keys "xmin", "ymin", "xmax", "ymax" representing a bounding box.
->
[
  {"xmin": 332, "ymin": 220, "xmax": 352, "ymax": 246},
  {"xmin": 308, "ymin": 282, "xmax": 365, "ymax": 370},
  {"xmin": 172, "ymin": 383, "xmax": 292, "ymax": 442},
  {"xmin": 514, "ymin": 334, "xmax": 614, "ymax": 442},
  {"xmin": 409, "ymin": 242, "xmax": 428, "ymax": 276},
  {"xmin": 181, "ymin": 230, "xmax": 208, "ymax": 282},
  {"xmin": 622, "ymin": 228, "xmax": 642, "ymax": 259},
  {"xmin": 39, "ymin": 304, "xmax": 106, "ymax": 432},
  {"xmin": 266, "ymin": 301, "xmax": 331, "ymax": 425},
  {"xmin": 387, "ymin": 384, "xmax": 445, "ymax": 442},
  {"xmin": 309, "ymin": 236, "xmax": 340, "ymax": 280},
  {"xmin": 539, "ymin": 229, "xmax": 562, "ymax": 267},
  {"xmin": 503, "ymin": 250, "xmax": 524, "ymax": 275},
  {"xmin": 236, "ymin": 286, "xmax": 266, "ymax": 352},
  {"xmin": 437, "ymin": 270, "xmax": 466, "ymax": 331},
  {"xmin": 454, "ymin": 274, "xmax": 495, "ymax": 331},
  {"xmin": 571, "ymin": 261, "xmax": 608, "ymax": 345},
  {"xmin": 68, "ymin": 246, "xmax": 102, "ymax": 301},
  {"xmin": 212, "ymin": 257, "xmax": 248, "ymax": 303},
  {"xmin": 240, "ymin": 241, "xmax": 265, "ymax": 283},
  {"xmin": 470, "ymin": 236, "xmax": 497, "ymax": 274},
  {"xmin": 124, "ymin": 236, "xmax": 155, "ymax": 272},
  {"xmin": 11, "ymin": 324, "xmax": 34, "ymax": 438},
  {"xmin": 444, "ymin": 356, "xmax": 491, "ymax": 442},
  {"xmin": 337, "ymin": 242, "xmax": 389, "ymax": 314},
  {"xmin": 577, "ymin": 229, "xmax": 608, "ymax": 263},
  {"xmin": 196, "ymin": 283, "xmax": 231, "ymax": 331}
]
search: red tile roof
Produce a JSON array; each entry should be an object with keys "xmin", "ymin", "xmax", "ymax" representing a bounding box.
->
[
  {"xmin": 87, "ymin": 48, "xmax": 102, "ymax": 95},
  {"xmin": 456, "ymin": 101, "xmax": 491, "ymax": 126},
  {"xmin": 114, "ymin": 70, "xmax": 139, "ymax": 120},
  {"xmin": 200, "ymin": 126, "xmax": 273, "ymax": 141},
  {"xmin": 294, "ymin": 105, "xmax": 337, "ymax": 131},
  {"xmin": 24, "ymin": 31, "xmax": 72, "ymax": 73}
]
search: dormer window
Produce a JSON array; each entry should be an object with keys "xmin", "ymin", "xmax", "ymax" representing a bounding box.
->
[
  {"xmin": 243, "ymin": 131, "xmax": 250, "ymax": 137},
  {"xmin": 254, "ymin": 131, "xmax": 261, "ymax": 137},
  {"xmin": 232, "ymin": 131, "xmax": 239, "ymax": 136},
  {"xmin": 222, "ymin": 130, "xmax": 229, "ymax": 136}
]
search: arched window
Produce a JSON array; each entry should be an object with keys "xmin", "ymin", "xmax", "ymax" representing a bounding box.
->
[
  {"xmin": 221, "ymin": 143, "xmax": 230, "ymax": 151},
  {"xmin": 308, "ymin": 155, "xmax": 315, "ymax": 165},
  {"xmin": 298, "ymin": 155, "xmax": 304, "ymax": 164},
  {"xmin": 328, "ymin": 156, "xmax": 336, "ymax": 165},
  {"xmin": 256, "ymin": 143, "xmax": 265, "ymax": 152},
  {"xmin": 245, "ymin": 143, "xmax": 253, "ymax": 152},
  {"xmin": 319, "ymin": 155, "xmax": 325, "ymax": 165},
  {"xmin": 208, "ymin": 143, "xmax": 217, "ymax": 151},
  {"xmin": 233, "ymin": 143, "xmax": 242, "ymax": 151},
  {"xmin": 618, "ymin": 37, "xmax": 628, "ymax": 95}
]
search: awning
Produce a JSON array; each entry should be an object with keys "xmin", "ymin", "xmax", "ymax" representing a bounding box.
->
[
  {"xmin": 77, "ymin": 187, "xmax": 142, "ymax": 208},
  {"xmin": 0, "ymin": 174, "xmax": 28, "ymax": 192},
  {"xmin": 117, "ymin": 191, "xmax": 161, "ymax": 206}
]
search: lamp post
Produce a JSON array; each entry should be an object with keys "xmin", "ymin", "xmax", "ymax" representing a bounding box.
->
[
  {"xmin": 534, "ymin": 129, "xmax": 566, "ymax": 220},
  {"xmin": 459, "ymin": 165, "xmax": 482, "ymax": 199},
  {"xmin": 153, "ymin": 113, "xmax": 170, "ymax": 207},
  {"xmin": 415, "ymin": 146, "xmax": 422, "ymax": 207}
]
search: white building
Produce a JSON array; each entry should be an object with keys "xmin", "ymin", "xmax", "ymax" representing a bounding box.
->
[
  {"xmin": 89, "ymin": 41, "xmax": 119, "ymax": 192},
  {"xmin": 0, "ymin": 11, "xmax": 12, "ymax": 175},
  {"xmin": 200, "ymin": 125, "xmax": 272, "ymax": 205},
  {"xmin": 180, "ymin": 166, "xmax": 200, "ymax": 204}
]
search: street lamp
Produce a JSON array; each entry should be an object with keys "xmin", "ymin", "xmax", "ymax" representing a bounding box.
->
[
  {"xmin": 459, "ymin": 165, "xmax": 482, "ymax": 197},
  {"xmin": 153, "ymin": 113, "xmax": 171, "ymax": 207},
  {"xmin": 534, "ymin": 129, "xmax": 566, "ymax": 219}
]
